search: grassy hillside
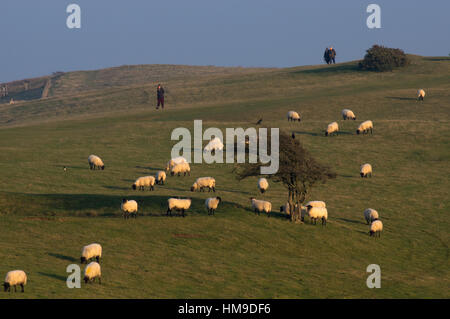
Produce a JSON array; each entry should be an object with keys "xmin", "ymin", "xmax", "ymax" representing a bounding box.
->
[{"xmin": 0, "ymin": 56, "xmax": 449, "ymax": 298}]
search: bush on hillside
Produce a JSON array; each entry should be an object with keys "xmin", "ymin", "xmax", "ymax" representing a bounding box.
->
[{"xmin": 359, "ymin": 45, "xmax": 410, "ymax": 72}]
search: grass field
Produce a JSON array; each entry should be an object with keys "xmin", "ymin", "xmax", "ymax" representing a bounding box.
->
[{"xmin": 0, "ymin": 56, "xmax": 449, "ymax": 298}]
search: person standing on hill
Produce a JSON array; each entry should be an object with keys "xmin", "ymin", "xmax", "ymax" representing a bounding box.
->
[
  {"xmin": 329, "ymin": 47, "xmax": 336, "ymax": 64},
  {"xmin": 324, "ymin": 48, "xmax": 331, "ymax": 64},
  {"xmin": 156, "ymin": 84, "xmax": 165, "ymax": 109}
]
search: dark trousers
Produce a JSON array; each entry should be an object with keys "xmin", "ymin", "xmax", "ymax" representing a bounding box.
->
[{"xmin": 157, "ymin": 97, "xmax": 164, "ymax": 109}]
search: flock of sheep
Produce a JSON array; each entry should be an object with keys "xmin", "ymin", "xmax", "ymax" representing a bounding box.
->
[{"xmin": 2, "ymin": 88, "xmax": 426, "ymax": 293}]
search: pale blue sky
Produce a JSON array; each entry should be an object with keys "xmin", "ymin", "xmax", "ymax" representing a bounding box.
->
[{"xmin": 0, "ymin": 0, "xmax": 448, "ymax": 82}]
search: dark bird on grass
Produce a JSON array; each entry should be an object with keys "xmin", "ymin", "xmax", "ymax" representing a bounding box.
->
[{"xmin": 256, "ymin": 118, "xmax": 263, "ymax": 125}]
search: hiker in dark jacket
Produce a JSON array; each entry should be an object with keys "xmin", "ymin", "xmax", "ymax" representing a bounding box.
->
[
  {"xmin": 156, "ymin": 84, "xmax": 165, "ymax": 109},
  {"xmin": 324, "ymin": 48, "xmax": 331, "ymax": 64},
  {"xmin": 329, "ymin": 47, "xmax": 336, "ymax": 64}
]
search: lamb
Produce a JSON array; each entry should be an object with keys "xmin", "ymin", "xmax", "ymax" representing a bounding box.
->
[
  {"xmin": 369, "ymin": 219, "xmax": 383, "ymax": 237},
  {"xmin": 360, "ymin": 163, "xmax": 373, "ymax": 178},
  {"xmin": 155, "ymin": 171, "xmax": 167, "ymax": 185},
  {"xmin": 417, "ymin": 89, "xmax": 426, "ymax": 101},
  {"xmin": 287, "ymin": 111, "xmax": 301, "ymax": 122},
  {"xmin": 204, "ymin": 137, "xmax": 224, "ymax": 154},
  {"xmin": 3, "ymin": 270, "xmax": 27, "ymax": 292},
  {"xmin": 170, "ymin": 162, "xmax": 191, "ymax": 176},
  {"xmin": 364, "ymin": 208, "xmax": 379, "ymax": 225},
  {"xmin": 121, "ymin": 199, "xmax": 138, "ymax": 219},
  {"xmin": 205, "ymin": 197, "xmax": 222, "ymax": 215},
  {"xmin": 132, "ymin": 176, "xmax": 155, "ymax": 191},
  {"xmin": 342, "ymin": 109, "xmax": 356, "ymax": 120},
  {"xmin": 84, "ymin": 262, "xmax": 101, "ymax": 284},
  {"xmin": 306, "ymin": 205, "xmax": 328, "ymax": 225},
  {"xmin": 191, "ymin": 177, "xmax": 216, "ymax": 192},
  {"xmin": 250, "ymin": 197, "xmax": 272, "ymax": 217},
  {"xmin": 88, "ymin": 155, "xmax": 105, "ymax": 170},
  {"xmin": 80, "ymin": 243, "xmax": 102, "ymax": 264},
  {"xmin": 257, "ymin": 178, "xmax": 269, "ymax": 194},
  {"xmin": 325, "ymin": 122, "xmax": 339, "ymax": 136},
  {"xmin": 167, "ymin": 198, "xmax": 192, "ymax": 217},
  {"xmin": 356, "ymin": 120, "xmax": 373, "ymax": 135},
  {"xmin": 166, "ymin": 156, "xmax": 188, "ymax": 172}
]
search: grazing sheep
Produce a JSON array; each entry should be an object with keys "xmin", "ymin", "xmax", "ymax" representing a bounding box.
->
[
  {"xmin": 191, "ymin": 177, "xmax": 216, "ymax": 192},
  {"xmin": 80, "ymin": 243, "xmax": 102, "ymax": 264},
  {"xmin": 417, "ymin": 89, "xmax": 426, "ymax": 101},
  {"xmin": 205, "ymin": 197, "xmax": 222, "ymax": 215},
  {"xmin": 167, "ymin": 198, "xmax": 192, "ymax": 217},
  {"xmin": 170, "ymin": 162, "xmax": 191, "ymax": 176},
  {"xmin": 356, "ymin": 120, "xmax": 373, "ymax": 135},
  {"xmin": 280, "ymin": 202, "xmax": 291, "ymax": 215},
  {"xmin": 325, "ymin": 122, "xmax": 339, "ymax": 136},
  {"xmin": 155, "ymin": 171, "xmax": 166, "ymax": 185},
  {"xmin": 166, "ymin": 157, "xmax": 188, "ymax": 172},
  {"xmin": 364, "ymin": 208, "xmax": 379, "ymax": 225},
  {"xmin": 84, "ymin": 262, "xmax": 101, "ymax": 284},
  {"xmin": 121, "ymin": 199, "xmax": 138, "ymax": 219},
  {"xmin": 306, "ymin": 205, "xmax": 328, "ymax": 225},
  {"xmin": 88, "ymin": 155, "xmax": 105, "ymax": 170},
  {"xmin": 132, "ymin": 176, "xmax": 155, "ymax": 191},
  {"xmin": 3, "ymin": 270, "xmax": 27, "ymax": 293},
  {"xmin": 250, "ymin": 197, "xmax": 272, "ymax": 217},
  {"xmin": 360, "ymin": 163, "xmax": 373, "ymax": 178},
  {"xmin": 305, "ymin": 201, "xmax": 326, "ymax": 208},
  {"xmin": 369, "ymin": 220, "xmax": 383, "ymax": 237},
  {"xmin": 257, "ymin": 178, "xmax": 269, "ymax": 194},
  {"xmin": 287, "ymin": 111, "xmax": 301, "ymax": 122},
  {"xmin": 280, "ymin": 202, "xmax": 308, "ymax": 220},
  {"xmin": 204, "ymin": 137, "xmax": 224, "ymax": 154},
  {"xmin": 342, "ymin": 109, "xmax": 356, "ymax": 120}
]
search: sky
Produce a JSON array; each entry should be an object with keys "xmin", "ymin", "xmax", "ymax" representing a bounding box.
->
[{"xmin": 0, "ymin": 0, "xmax": 449, "ymax": 82}]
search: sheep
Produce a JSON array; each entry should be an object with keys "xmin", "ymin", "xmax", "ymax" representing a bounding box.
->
[
  {"xmin": 356, "ymin": 120, "xmax": 373, "ymax": 135},
  {"xmin": 250, "ymin": 197, "xmax": 272, "ymax": 217},
  {"xmin": 166, "ymin": 157, "xmax": 188, "ymax": 172},
  {"xmin": 204, "ymin": 137, "xmax": 224, "ymax": 155},
  {"xmin": 369, "ymin": 219, "xmax": 383, "ymax": 237},
  {"xmin": 417, "ymin": 89, "xmax": 426, "ymax": 101},
  {"xmin": 132, "ymin": 176, "xmax": 155, "ymax": 191},
  {"xmin": 155, "ymin": 171, "xmax": 166, "ymax": 185},
  {"xmin": 80, "ymin": 243, "xmax": 102, "ymax": 264},
  {"xmin": 287, "ymin": 111, "xmax": 301, "ymax": 122},
  {"xmin": 167, "ymin": 198, "xmax": 191, "ymax": 217},
  {"xmin": 84, "ymin": 262, "xmax": 101, "ymax": 284},
  {"xmin": 170, "ymin": 162, "xmax": 191, "ymax": 176},
  {"xmin": 305, "ymin": 201, "xmax": 326, "ymax": 208},
  {"xmin": 325, "ymin": 122, "xmax": 339, "ymax": 136},
  {"xmin": 191, "ymin": 177, "xmax": 216, "ymax": 192},
  {"xmin": 121, "ymin": 199, "xmax": 138, "ymax": 219},
  {"xmin": 342, "ymin": 109, "xmax": 356, "ymax": 120},
  {"xmin": 88, "ymin": 155, "xmax": 105, "ymax": 170},
  {"xmin": 306, "ymin": 205, "xmax": 328, "ymax": 225},
  {"xmin": 364, "ymin": 208, "xmax": 379, "ymax": 225},
  {"xmin": 205, "ymin": 197, "xmax": 222, "ymax": 215},
  {"xmin": 360, "ymin": 163, "xmax": 372, "ymax": 178},
  {"xmin": 280, "ymin": 202, "xmax": 290, "ymax": 215},
  {"xmin": 3, "ymin": 270, "xmax": 27, "ymax": 293},
  {"xmin": 257, "ymin": 178, "xmax": 269, "ymax": 194}
]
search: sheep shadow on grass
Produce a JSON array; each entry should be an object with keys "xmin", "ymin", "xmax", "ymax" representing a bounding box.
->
[
  {"xmin": 334, "ymin": 217, "xmax": 366, "ymax": 225},
  {"xmin": 38, "ymin": 272, "xmax": 67, "ymax": 282},
  {"xmin": 48, "ymin": 253, "xmax": 77, "ymax": 262},
  {"xmin": 385, "ymin": 96, "xmax": 417, "ymax": 101}
]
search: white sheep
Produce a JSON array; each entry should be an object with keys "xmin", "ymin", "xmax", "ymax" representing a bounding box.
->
[
  {"xmin": 121, "ymin": 199, "xmax": 138, "ymax": 219},
  {"xmin": 287, "ymin": 111, "xmax": 301, "ymax": 122},
  {"xmin": 356, "ymin": 120, "xmax": 373, "ymax": 135},
  {"xmin": 342, "ymin": 109, "xmax": 356, "ymax": 120},
  {"xmin": 88, "ymin": 155, "xmax": 105, "ymax": 170},
  {"xmin": 250, "ymin": 197, "xmax": 272, "ymax": 217},
  {"xmin": 166, "ymin": 157, "xmax": 188, "ymax": 172},
  {"xmin": 3, "ymin": 270, "xmax": 27, "ymax": 293},
  {"xmin": 305, "ymin": 201, "xmax": 326, "ymax": 208},
  {"xmin": 325, "ymin": 122, "xmax": 339, "ymax": 136},
  {"xmin": 417, "ymin": 89, "xmax": 426, "ymax": 101},
  {"xmin": 170, "ymin": 162, "xmax": 191, "ymax": 176},
  {"xmin": 191, "ymin": 177, "xmax": 216, "ymax": 192},
  {"xmin": 205, "ymin": 197, "xmax": 222, "ymax": 215},
  {"xmin": 155, "ymin": 171, "xmax": 167, "ymax": 185},
  {"xmin": 257, "ymin": 178, "xmax": 269, "ymax": 194},
  {"xmin": 84, "ymin": 262, "xmax": 101, "ymax": 284},
  {"xmin": 80, "ymin": 243, "xmax": 102, "ymax": 264},
  {"xmin": 132, "ymin": 176, "xmax": 156, "ymax": 191},
  {"xmin": 360, "ymin": 163, "xmax": 373, "ymax": 178},
  {"xmin": 306, "ymin": 206, "xmax": 328, "ymax": 225},
  {"xmin": 167, "ymin": 198, "xmax": 192, "ymax": 217},
  {"xmin": 280, "ymin": 202, "xmax": 291, "ymax": 215},
  {"xmin": 369, "ymin": 220, "xmax": 383, "ymax": 237},
  {"xmin": 364, "ymin": 208, "xmax": 379, "ymax": 225},
  {"xmin": 204, "ymin": 137, "xmax": 224, "ymax": 154}
]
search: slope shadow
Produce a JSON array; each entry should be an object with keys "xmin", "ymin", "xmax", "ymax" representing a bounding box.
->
[
  {"xmin": 48, "ymin": 253, "xmax": 77, "ymax": 262},
  {"xmin": 38, "ymin": 272, "xmax": 67, "ymax": 282},
  {"xmin": 292, "ymin": 63, "xmax": 360, "ymax": 75},
  {"xmin": 334, "ymin": 217, "xmax": 365, "ymax": 225},
  {"xmin": 385, "ymin": 96, "xmax": 417, "ymax": 101},
  {"xmin": 135, "ymin": 165, "xmax": 164, "ymax": 171}
]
